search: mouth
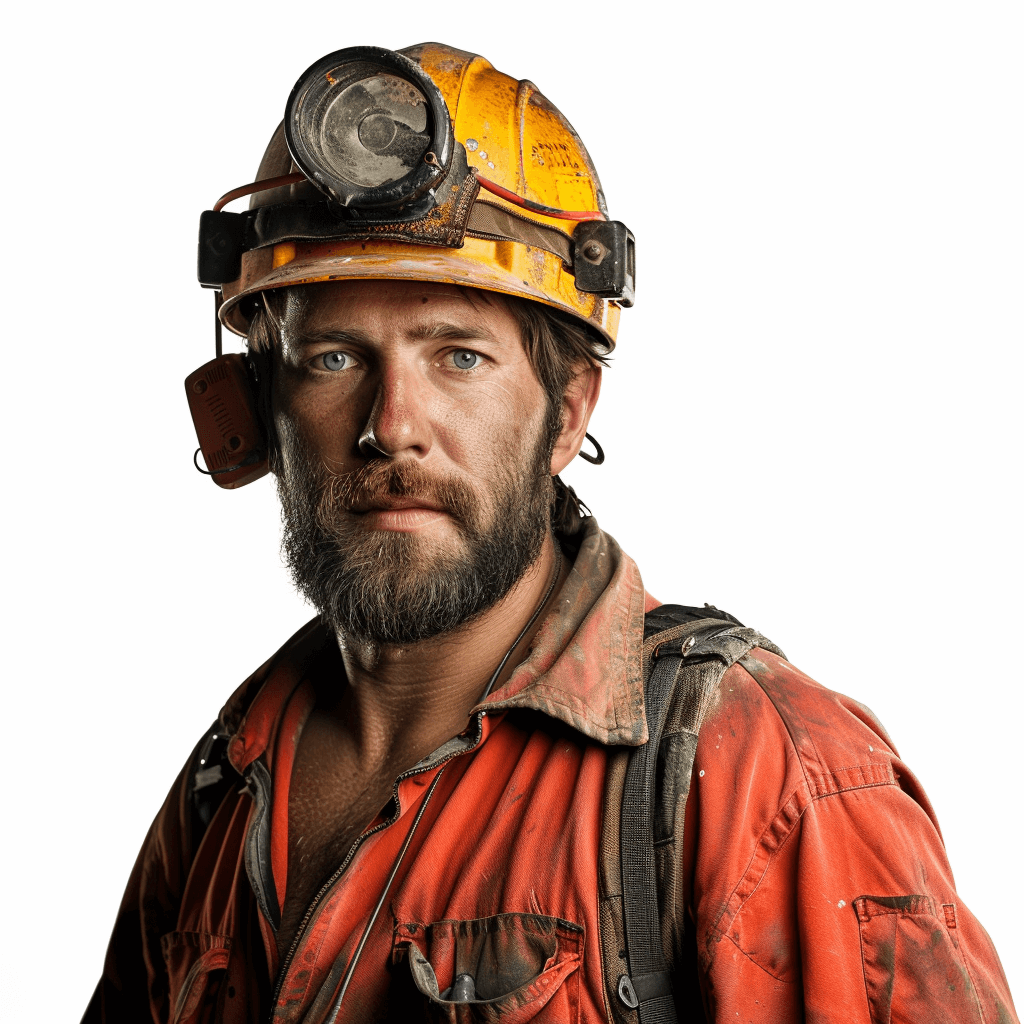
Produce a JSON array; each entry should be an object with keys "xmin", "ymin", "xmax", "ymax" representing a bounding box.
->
[
  {"xmin": 348, "ymin": 495, "xmax": 453, "ymax": 533},
  {"xmin": 351, "ymin": 496, "xmax": 448, "ymax": 515}
]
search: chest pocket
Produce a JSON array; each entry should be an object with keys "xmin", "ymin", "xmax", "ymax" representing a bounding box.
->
[
  {"xmin": 160, "ymin": 930, "xmax": 232, "ymax": 1024},
  {"xmin": 392, "ymin": 913, "xmax": 583, "ymax": 1023}
]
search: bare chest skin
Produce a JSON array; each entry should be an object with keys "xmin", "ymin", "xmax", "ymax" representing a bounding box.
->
[{"xmin": 276, "ymin": 709, "xmax": 403, "ymax": 961}]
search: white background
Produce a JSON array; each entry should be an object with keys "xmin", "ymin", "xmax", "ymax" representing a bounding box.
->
[{"xmin": 2, "ymin": 2, "xmax": 1020, "ymax": 1019}]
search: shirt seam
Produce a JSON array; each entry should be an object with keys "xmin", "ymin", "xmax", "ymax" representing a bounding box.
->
[
  {"xmin": 737, "ymin": 654, "xmax": 826, "ymax": 792},
  {"xmin": 813, "ymin": 774, "xmax": 898, "ymax": 799}
]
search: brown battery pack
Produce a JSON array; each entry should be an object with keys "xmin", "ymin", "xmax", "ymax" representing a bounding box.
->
[{"xmin": 184, "ymin": 354, "xmax": 269, "ymax": 489}]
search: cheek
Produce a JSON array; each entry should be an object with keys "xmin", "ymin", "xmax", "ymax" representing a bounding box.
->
[
  {"xmin": 273, "ymin": 384, "xmax": 363, "ymax": 467},
  {"xmin": 434, "ymin": 380, "xmax": 548, "ymax": 469}
]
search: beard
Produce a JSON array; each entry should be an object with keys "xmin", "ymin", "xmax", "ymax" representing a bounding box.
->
[{"xmin": 276, "ymin": 424, "xmax": 555, "ymax": 646}]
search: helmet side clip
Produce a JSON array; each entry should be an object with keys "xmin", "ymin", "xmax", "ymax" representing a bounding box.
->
[{"xmin": 573, "ymin": 221, "xmax": 636, "ymax": 308}]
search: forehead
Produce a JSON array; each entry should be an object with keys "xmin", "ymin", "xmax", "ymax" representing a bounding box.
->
[{"xmin": 281, "ymin": 280, "xmax": 523, "ymax": 343}]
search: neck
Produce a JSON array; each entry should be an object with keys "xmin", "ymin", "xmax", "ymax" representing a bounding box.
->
[{"xmin": 324, "ymin": 531, "xmax": 567, "ymax": 770}]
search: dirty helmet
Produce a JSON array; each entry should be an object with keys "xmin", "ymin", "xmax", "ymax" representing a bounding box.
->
[{"xmin": 199, "ymin": 42, "xmax": 635, "ymax": 348}]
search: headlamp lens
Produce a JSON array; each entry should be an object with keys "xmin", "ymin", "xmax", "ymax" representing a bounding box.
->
[
  {"xmin": 318, "ymin": 72, "xmax": 430, "ymax": 187},
  {"xmin": 285, "ymin": 47, "xmax": 453, "ymax": 210}
]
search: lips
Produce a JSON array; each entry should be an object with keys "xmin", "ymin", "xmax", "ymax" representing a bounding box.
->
[
  {"xmin": 317, "ymin": 459, "xmax": 479, "ymax": 529},
  {"xmin": 351, "ymin": 496, "xmax": 448, "ymax": 514}
]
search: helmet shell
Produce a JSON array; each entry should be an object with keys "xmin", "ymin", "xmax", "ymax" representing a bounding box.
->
[{"xmin": 219, "ymin": 43, "xmax": 622, "ymax": 347}]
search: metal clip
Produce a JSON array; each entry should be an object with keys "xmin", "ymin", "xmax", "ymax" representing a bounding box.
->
[
  {"xmin": 449, "ymin": 973, "xmax": 476, "ymax": 1002},
  {"xmin": 617, "ymin": 974, "xmax": 639, "ymax": 1009}
]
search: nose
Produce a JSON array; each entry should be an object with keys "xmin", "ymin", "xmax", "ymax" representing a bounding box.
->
[{"xmin": 357, "ymin": 362, "xmax": 432, "ymax": 460}]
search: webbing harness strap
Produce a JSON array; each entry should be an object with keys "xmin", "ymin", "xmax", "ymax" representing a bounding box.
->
[
  {"xmin": 618, "ymin": 648, "xmax": 684, "ymax": 1021},
  {"xmin": 618, "ymin": 613, "xmax": 770, "ymax": 1022}
]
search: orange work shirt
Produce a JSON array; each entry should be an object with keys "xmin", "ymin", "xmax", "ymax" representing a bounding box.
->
[{"xmin": 90, "ymin": 521, "xmax": 1018, "ymax": 1023}]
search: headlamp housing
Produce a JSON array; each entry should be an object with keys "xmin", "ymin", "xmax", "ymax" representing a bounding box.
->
[{"xmin": 284, "ymin": 46, "xmax": 453, "ymax": 210}]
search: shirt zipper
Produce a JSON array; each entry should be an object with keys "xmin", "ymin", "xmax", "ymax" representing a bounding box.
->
[{"xmin": 268, "ymin": 712, "xmax": 487, "ymax": 1019}]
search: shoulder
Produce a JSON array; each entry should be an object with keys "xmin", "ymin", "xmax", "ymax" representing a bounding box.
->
[
  {"xmin": 140, "ymin": 618, "xmax": 336, "ymax": 888},
  {"xmin": 679, "ymin": 646, "xmax": 1020, "ymax": 1023},
  {"xmin": 693, "ymin": 645, "xmax": 932, "ymax": 838},
  {"xmin": 709, "ymin": 646, "xmax": 904, "ymax": 794}
]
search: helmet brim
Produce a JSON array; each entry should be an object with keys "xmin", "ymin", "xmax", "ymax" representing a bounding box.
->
[{"xmin": 220, "ymin": 238, "xmax": 619, "ymax": 349}]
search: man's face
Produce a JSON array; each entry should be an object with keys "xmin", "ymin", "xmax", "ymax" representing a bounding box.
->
[{"xmin": 271, "ymin": 279, "xmax": 559, "ymax": 645}]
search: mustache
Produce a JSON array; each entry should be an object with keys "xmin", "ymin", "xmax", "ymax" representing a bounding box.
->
[{"xmin": 315, "ymin": 459, "xmax": 482, "ymax": 526}]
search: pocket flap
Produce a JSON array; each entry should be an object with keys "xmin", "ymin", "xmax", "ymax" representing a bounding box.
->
[
  {"xmin": 160, "ymin": 931, "xmax": 232, "ymax": 1024},
  {"xmin": 396, "ymin": 913, "xmax": 583, "ymax": 1023}
]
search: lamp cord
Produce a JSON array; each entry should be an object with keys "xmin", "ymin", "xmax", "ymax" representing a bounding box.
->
[
  {"xmin": 479, "ymin": 541, "xmax": 562, "ymax": 702},
  {"xmin": 326, "ymin": 766, "xmax": 447, "ymax": 1022}
]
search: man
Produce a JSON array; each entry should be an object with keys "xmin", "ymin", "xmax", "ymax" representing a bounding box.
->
[{"xmin": 86, "ymin": 43, "xmax": 1018, "ymax": 1023}]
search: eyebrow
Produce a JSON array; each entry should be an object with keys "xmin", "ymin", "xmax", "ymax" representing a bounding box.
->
[
  {"xmin": 288, "ymin": 320, "xmax": 499, "ymax": 349},
  {"xmin": 288, "ymin": 327, "xmax": 373, "ymax": 350},
  {"xmin": 407, "ymin": 321, "xmax": 496, "ymax": 343}
]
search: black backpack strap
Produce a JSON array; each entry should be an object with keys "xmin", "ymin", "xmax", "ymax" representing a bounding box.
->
[
  {"xmin": 641, "ymin": 603, "xmax": 743, "ymax": 639},
  {"xmin": 190, "ymin": 722, "xmax": 240, "ymax": 836},
  {"xmin": 615, "ymin": 605, "xmax": 783, "ymax": 1022}
]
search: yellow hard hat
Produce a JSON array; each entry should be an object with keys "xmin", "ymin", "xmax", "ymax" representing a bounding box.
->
[{"xmin": 199, "ymin": 43, "xmax": 634, "ymax": 348}]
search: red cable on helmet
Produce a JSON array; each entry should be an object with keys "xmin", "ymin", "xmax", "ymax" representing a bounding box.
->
[
  {"xmin": 474, "ymin": 173, "xmax": 605, "ymax": 222},
  {"xmin": 214, "ymin": 170, "xmax": 604, "ymax": 223},
  {"xmin": 213, "ymin": 172, "xmax": 307, "ymax": 212}
]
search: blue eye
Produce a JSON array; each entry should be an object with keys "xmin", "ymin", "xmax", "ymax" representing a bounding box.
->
[
  {"xmin": 321, "ymin": 352, "xmax": 349, "ymax": 371},
  {"xmin": 451, "ymin": 350, "xmax": 479, "ymax": 370}
]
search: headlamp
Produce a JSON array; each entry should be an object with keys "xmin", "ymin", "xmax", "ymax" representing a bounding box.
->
[{"xmin": 284, "ymin": 47, "xmax": 453, "ymax": 210}]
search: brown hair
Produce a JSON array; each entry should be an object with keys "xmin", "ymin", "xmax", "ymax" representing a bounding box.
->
[
  {"xmin": 245, "ymin": 286, "xmax": 609, "ymax": 536},
  {"xmin": 500, "ymin": 296, "xmax": 608, "ymax": 536}
]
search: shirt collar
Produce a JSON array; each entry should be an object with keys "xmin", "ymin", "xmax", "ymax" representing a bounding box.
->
[{"xmin": 474, "ymin": 518, "xmax": 649, "ymax": 746}]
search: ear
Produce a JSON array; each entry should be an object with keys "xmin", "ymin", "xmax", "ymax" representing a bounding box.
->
[{"xmin": 550, "ymin": 363, "xmax": 602, "ymax": 476}]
